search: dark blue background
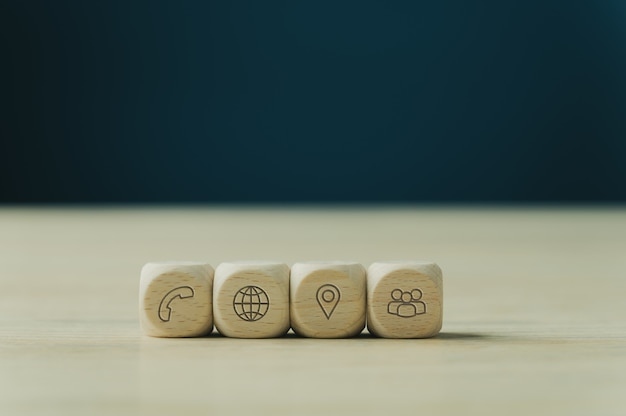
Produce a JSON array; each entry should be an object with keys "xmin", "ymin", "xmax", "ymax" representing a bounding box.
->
[{"xmin": 1, "ymin": 1, "xmax": 625, "ymax": 203}]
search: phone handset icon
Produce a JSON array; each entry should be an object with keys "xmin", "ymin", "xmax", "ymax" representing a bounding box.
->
[{"xmin": 158, "ymin": 286, "xmax": 195, "ymax": 322}]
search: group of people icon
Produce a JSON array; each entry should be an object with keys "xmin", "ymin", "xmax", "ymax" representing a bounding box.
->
[{"xmin": 387, "ymin": 288, "xmax": 426, "ymax": 318}]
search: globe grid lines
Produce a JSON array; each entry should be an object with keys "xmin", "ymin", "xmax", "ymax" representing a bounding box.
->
[{"xmin": 233, "ymin": 285, "xmax": 270, "ymax": 322}]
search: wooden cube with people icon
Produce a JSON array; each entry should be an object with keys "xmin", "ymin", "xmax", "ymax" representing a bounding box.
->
[
  {"xmin": 213, "ymin": 261, "xmax": 290, "ymax": 338},
  {"xmin": 290, "ymin": 261, "xmax": 366, "ymax": 338},
  {"xmin": 366, "ymin": 261, "xmax": 443, "ymax": 338},
  {"xmin": 139, "ymin": 261, "xmax": 214, "ymax": 337}
]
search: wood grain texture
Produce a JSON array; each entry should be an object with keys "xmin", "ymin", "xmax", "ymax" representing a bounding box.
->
[
  {"xmin": 290, "ymin": 261, "xmax": 366, "ymax": 338},
  {"xmin": 367, "ymin": 261, "xmax": 443, "ymax": 338},
  {"xmin": 1, "ymin": 207, "xmax": 626, "ymax": 416},
  {"xmin": 139, "ymin": 262, "xmax": 214, "ymax": 337},
  {"xmin": 213, "ymin": 261, "xmax": 290, "ymax": 338}
]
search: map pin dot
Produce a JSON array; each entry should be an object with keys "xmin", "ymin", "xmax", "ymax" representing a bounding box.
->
[{"xmin": 316, "ymin": 284, "xmax": 341, "ymax": 319}]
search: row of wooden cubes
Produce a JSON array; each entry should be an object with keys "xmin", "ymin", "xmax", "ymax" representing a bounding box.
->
[{"xmin": 139, "ymin": 261, "xmax": 443, "ymax": 339}]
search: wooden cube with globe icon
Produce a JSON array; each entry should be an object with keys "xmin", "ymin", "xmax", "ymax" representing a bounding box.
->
[
  {"xmin": 367, "ymin": 261, "xmax": 443, "ymax": 338},
  {"xmin": 213, "ymin": 261, "xmax": 290, "ymax": 338},
  {"xmin": 290, "ymin": 261, "xmax": 366, "ymax": 338}
]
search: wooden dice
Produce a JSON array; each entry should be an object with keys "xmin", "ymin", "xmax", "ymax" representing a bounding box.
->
[
  {"xmin": 290, "ymin": 261, "xmax": 366, "ymax": 338},
  {"xmin": 367, "ymin": 261, "xmax": 443, "ymax": 338},
  {"xmin": 139, "ymin": 261, "xmax": 214, "ymax": 337},
  {"xmin": 140, "ymin": 260, "xmax": 443, "ymax": 338},
  {"xmin": 213, "ymin": 261, "xmax": 290, "ymax": 338}
]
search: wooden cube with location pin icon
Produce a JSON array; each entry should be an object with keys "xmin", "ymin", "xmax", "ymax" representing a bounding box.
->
[
  {"xmin": 139, "ymin": 261, "xmax": 214, "ymax": 337},
  {"xmin": 367, "ymin": 261, "xmax": 443, "ymax": 338},
  {"xmin": 213, "ymin": 261, "xmax": 290, "ymax": 338},
  {"xmin": 290, "ymin": 261, "xmax": 366, "ymax": 338}
]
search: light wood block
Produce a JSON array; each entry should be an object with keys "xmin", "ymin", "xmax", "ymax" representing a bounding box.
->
[
  {"xmin": 139, "ymin": 261, "xmax": 214, "ymax": 337},
  {"xmin": 5, "ymin": 208, "xmax": 626, "ymax": 416},
  {"xmin": 290, "ymin": 261, "xmax": 366, "ymax": 338},
  {"xmin": 367, "ymin": 261, "xmax": 443, "ymax": 338},
  {"xmin": 213, "ymin": 261, "xmax": 290, "ymax": 338}
]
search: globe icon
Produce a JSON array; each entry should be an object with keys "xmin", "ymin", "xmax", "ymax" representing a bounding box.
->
[{"xmin": 233, "ymin": 286, "xmax": 270, "ymax": 321}]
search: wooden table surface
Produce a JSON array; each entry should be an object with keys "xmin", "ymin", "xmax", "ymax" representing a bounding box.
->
[{"xmin": 1, "ymin": 207, "xmax": 625, "ymax": 415}]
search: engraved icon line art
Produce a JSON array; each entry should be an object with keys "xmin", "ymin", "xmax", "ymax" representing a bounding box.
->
[
  {"xmin": 387, "ymin": 288, "xmax": 426, "ymax": 318},
  {"xmin": 233, "ymin": 285, "xmax": 270, "ymax": 322},
  {"xmin": 158, "ymin": 286, "xmax": 195, "ymax": 322},
  {"xmin": 316, "ymin": 284, "xmax": 341, "ymax": 319}
]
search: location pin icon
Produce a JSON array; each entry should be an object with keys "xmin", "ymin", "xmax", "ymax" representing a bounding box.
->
[{"xmin": 316, "ymin": 284, "xmax": 341, "ymax": 319}]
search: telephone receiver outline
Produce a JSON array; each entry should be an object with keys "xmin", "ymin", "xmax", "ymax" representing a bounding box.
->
[{"xmin": 158, "ymin": 286, "xmax": 195, "ymax": 322}]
